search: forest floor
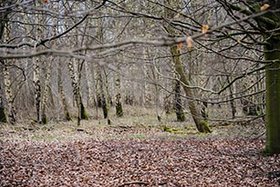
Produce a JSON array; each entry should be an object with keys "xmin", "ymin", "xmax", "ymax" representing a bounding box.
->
[{"xmin": 0, "ymin": 107, "xmax": 280, "ymax": 186}]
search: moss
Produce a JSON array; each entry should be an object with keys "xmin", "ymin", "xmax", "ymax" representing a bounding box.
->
[
  {"xmin": 129, "ymin": 133, "xmax": 146, "ymax": 139},
  {"xmin": 162, "ymin": 125, "xmax": 184, "ymax": 134},
  {"xmin": 198, "ymin": 120, "xmax": 211, "ymax": 133}
]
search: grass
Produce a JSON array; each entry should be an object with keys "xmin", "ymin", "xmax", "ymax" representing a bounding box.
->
[{"xmin": 0, "ymin": 106, "xmax": 265, "ymax": 142}]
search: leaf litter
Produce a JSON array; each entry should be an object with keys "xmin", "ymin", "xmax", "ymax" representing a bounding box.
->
[{"xmin": 1, "ymin": 137, "xmax": 280, "ymax": 186}]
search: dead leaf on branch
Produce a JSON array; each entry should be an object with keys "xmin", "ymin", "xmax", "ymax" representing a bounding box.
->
[
  {"xmin": 186, "ymin": 36, "xmax": 193, "ymax": 50},
  {"xmin": 177, "ymin": 42, "xmax": 183, "ymax": 51},
  {"xmin": 201, "ymin": 24, "xmax": 209, "ymax": 34},
  {"xmin": 260, "ymin": 4, "xmax": 270, "ymax": 11}
]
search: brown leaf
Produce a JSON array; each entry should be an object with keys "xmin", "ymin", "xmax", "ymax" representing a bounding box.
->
[
  {"xmin": 260, "ymin": 4, "xmax": 270, "ymax": 11},
  {"xmin": 201, "ymin": 24, "xmax": 209, "ymax": 34},
  {"xmin": 177, "ymin": 42, "xmax": 183, "ymax": 51},
  {"xmin": 186, "ymin": 36, "xmax": 193, "ymax": 49}
]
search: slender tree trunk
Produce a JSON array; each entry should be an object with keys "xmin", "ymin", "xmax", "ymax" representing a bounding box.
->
[
  {"xmin": 33, "ymin": 58, "xmax": 42, "ymax": 123},
  {"xmin": 0, "ymin": 81, "xmax": 7, "ymax": 123},
  {"xmin": 170, "ymin": 46, "xmax": 211, "ymax": 133},
  {"xmin": 85, "ymin": 61, "xmax": 94, "ymax": 107},
  {"xmin": 90, "ymin": 64, "xmax": 99, "ymax": 118},
  {"xmin": 0, "ymin": 1, "xmax": 11, "ymax": 123},
  {"xmin": 151, "ymin": 61, "xmax": 161, "ymax": 121},
  {"xmin": 174, "ymin": 79, "xmax": 185, "ymax": 122},
  {"xmin": 68, "ymin": 60, "xmax": 88, "ymax": 126},
  {"xmin": 226, "ymin": 75, "xmax": 236, "ymax": 119},
  {"xmin": 40, "ymin": 62, "xmax": 51, "ymax": 124},
  {"xmin": 3, "ymin": 65, "xmax": 15, "ymax": 124},
  {"xmin": 58, "ymin": 61, "xmax": 71, "ymax": 121},
  {"xmin": 104, "ymin": 69, "xmax": 112, "ymax": 107},
  {"xmin": 264, "ymin": 37, "xmax": 280, "ymax": 154},
  {"xmin": 96, "ymin": 67, "xmax": 108, "ymax": 119},
  {"xmin": 115, "ymin": 65, "xmax": 123, "ymax": 117},
  {"xmin": 69, "ymin": 61, "xmax": 81, "ymax": 125},
  {"xmin": 164, "ymin": 0, "xmax": 211, "ymax": 133},
  {"xmin": 96, "ymin": 69, "xmax": 103, "ymax": 108},
  {"xmin": 141, "ymin": 65, "xmax": 148, "ymax": 107}
]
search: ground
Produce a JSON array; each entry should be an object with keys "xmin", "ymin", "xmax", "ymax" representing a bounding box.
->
[{"xmin": 0, "ymin": 107, "xmax": 279, "ymax": 186}]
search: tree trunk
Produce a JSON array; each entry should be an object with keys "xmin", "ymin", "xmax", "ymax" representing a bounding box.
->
[
  {"xmin": 226, "ymin": 75, "xmax": 236, "ymax": 119},
  {"xmin": 68, "ymin": 60, "xmax": 88, "ymax": 126},
  {"xmin": 58, "ymin": 61, "xmax": 71, "ymax": 121},
  {"xmin": 85, "ymin": 61, "xmax": 94, "ymax": 107},
  {"xmin": 90, "ymin": 64, "xmax": 99, "ymax": 118},
  {"xmin": 3, "ymin": 65, "xmax": 16, "ymax": 124},
  {"xmin": 164, "ymin": 0, "xmax": 210, "ymax": 133},
  {"xmin": 0, "ymin": 66, "xmax": 8, "ymax": 123},
  {"xmin": 174, "ymin": 79, "xmax": 185, "ymax": 122},
  {"xmin": 115, "ymin": 65, "xmax": 123, "ymax": 117},
  {"xmin": 151, "ymin": 60, "xmax": 162, "ymax": 121},
  {"xmin": 96, "ymin": 66, "xmax": 108, "ymax": 119},
  {"xmin": 33, "ymin": 58, "xmax": 42, "ymax": 123},
  {"xmin": 0, "ymin": 98, "xmax": 6, "ymax": 123},
  {"xmin": 264, "ymin": 37, "xmax": 280, "ymax": 154},
  {"xmin": 170, "ymin": 46, "xmax": 211, "ymax": 133},
  {"xmin": 41, "ymin": 62, "xmax": 51, "ymax": 124},
  {"xmin": 0, "ymin": 1, "xmax": 11, "ymax": 123}
]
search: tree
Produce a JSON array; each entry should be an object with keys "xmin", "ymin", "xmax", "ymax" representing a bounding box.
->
[
  {"xmin": 0, "ymin": 1, "xmax": 7, "ymax": 123},
  {"xmin": 164, "ymin": 0, "xmax": 211, "ymax": 133},
  {"xmin": 1, "ymin": 0, "xmax": 280, "ymax": 153},
  {"xmin": 58, "ymin": 60, "xmax": 71, "ymax": 121},
  {"xmin": 174, "ymin": 79, "xmax": 185, "ymax": 122},
  {"xmin": 217, "ymin": 0, "xmax": 280, "ymax": 154},
  {"xmin": 115, "ymin": 62, "xmax": 123, "ymax": 117},
  {"xmin": 68, "ymin": 59, "xmax": 88, "ymax": 126}
]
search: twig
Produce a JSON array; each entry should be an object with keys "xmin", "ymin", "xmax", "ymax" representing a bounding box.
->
[{"xmin": 118, "ymin": 181, "xmax": 149, "ymax": 187}]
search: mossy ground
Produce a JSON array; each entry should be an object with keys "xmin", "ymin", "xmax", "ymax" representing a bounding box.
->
[{"xmin": 0, "ymin": 106, "xmax": 265, "ymax": 142}]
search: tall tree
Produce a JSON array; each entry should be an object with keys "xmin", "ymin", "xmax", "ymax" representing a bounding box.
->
[
  {"xmin": 3, "ymin": 65, "xmax": 15, "ymax": 124},
  {"xmin": 164, "ymin": 0, "xmax": 211, "ymax": 133},
  {"xmin": 0, "ymin": 0, "xmax": 12, "ymax": 123},
  {"xmin": 115, "ymin": 63, "xmax": 123, "ymax": 117},
  {"xmin": 218, "ymin": 0, "xmax": 280, "ymax": 154},
  {"xmin": 174, "ymin": 79, "xmax": 185, "ymax": 122},
  {"xmin": 57, "ymin": 61, "xmax": 71, "ymax": 121},
  {"xmin": 40, "ymin": 61, "xmax": 51, "ymax": 124},
  {"xmin": 68, "ymin": 59, "xmax": 88, "ymax": 126}
]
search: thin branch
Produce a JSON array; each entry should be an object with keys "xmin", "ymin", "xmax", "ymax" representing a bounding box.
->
[{"xmin": 118, "ymin": 181, "xmax": 149, "ymax": 187}]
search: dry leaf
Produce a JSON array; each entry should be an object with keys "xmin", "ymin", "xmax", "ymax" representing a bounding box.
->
[
  {"xmin": 177, "ymin": 42, "xmax": 183, "ymax": 50},
  {"xmin": 0, "ymin": 127, "xmax": 279, "ymax": 186},
  {"xmin": 201, "ymin": 24, "xmax": 209, "ymax": 34},
  {"xmin": 236, "ymin": 37, "xmax": 241, "ymax": 44},
  {"xmin": 186, "ymin": 36, "xmax": 193, "ymax": 49},
  {"xmin": 260, "ymin": 4, "xmax": 270, "ymax": 11},
  {"xmin": 174, "ymin": 13, "xmax": 180, "ymax": 19},
  {"xmin": 0, "ymin": 138, "xmax": 279, "ymax": 186}
]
